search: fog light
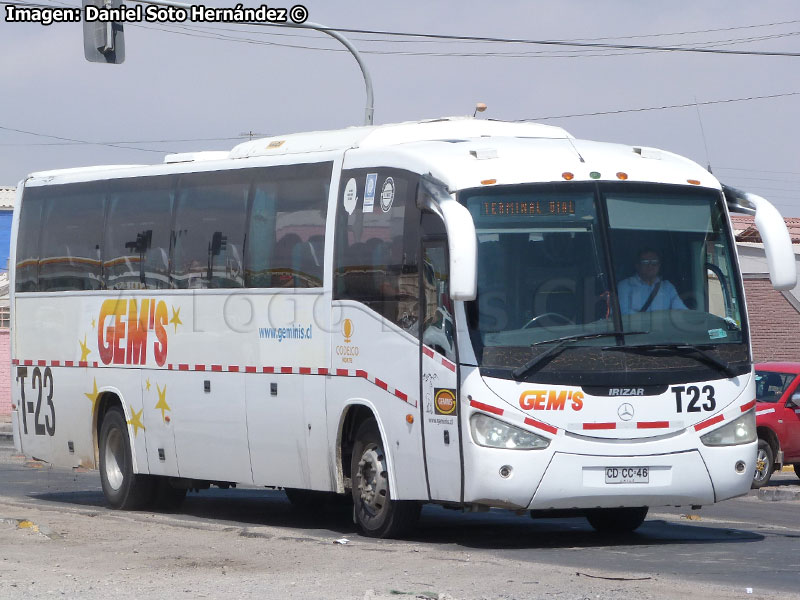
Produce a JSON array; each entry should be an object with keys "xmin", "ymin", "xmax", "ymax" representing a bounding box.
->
[
  {"xmin": 735, "ymin": 460, "xmax": 746, "ymax": 473},
  {"xmin": 499, "ymin": 465, "xmax": 513, "ymax": 479}
]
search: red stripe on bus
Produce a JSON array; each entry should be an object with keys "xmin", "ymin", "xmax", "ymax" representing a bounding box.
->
[
  {"xmin": 78, "ymin": 361, "xmax": 87, "ymax": 368},
  {"xmin": 51, "ymin": 360, "xmax": 61, "ymax": 367},
  {"xmin": 469, "ymin": 400, "xmax": 504, "ymax": 416},
  {"xmin": 422, "ymin": 346, "xmax": 434, "ymax": 358},
  {"xmin": 168, "ymin": 364, "xmax": 174, "ymax": 370},
  {"xmin": 442, "ymin": 359, "xmax": 456, "ymax": 372},
  {"xmin": 281, "ymin": 367, "xmax": 293, "ymax": 374},
  {"xmin": 299, "ymin": 367, "xmax": 311, "ymax": 375},
  {"xmin": 228, "ymin": 366, "xmax": 240, "ymax": 372},
  {"xmin": 317, "ymin": 368, "xmax": 328, "ymax": 375},
  {"xmin": 24, "ymin": 360, "xmax": 32, "ymax": 366},
  {"xmin": 211, "ymin": 365, "xmax": 223, "ymax": 372},
  {"xmin": 178, "ymin": 364, "xmax": 189, "ymax": 371},
  {"xmin": 375, "ymin": 378, "xmax": 388, "ymax": 391},
  {"xmin": 245, "ymin": 366, "xmax": 256, "ymax": 373},
  {"xmin": 524, "ymin": 417, "xmax": 558, "ymax": 435},
  {"xmin": 740, "ymin": 400, "xmax": 756, "ymax": 412},
  {"xmin": 93, "ymin": 362, "xmax": 98, "ymax": 368},
  {"xmin": 395, "ymin": 390, "xmax": 408, "ymax": 402},
  {"xmin": 356, "ymin": 369, "xmax": 368, "ymax": 379},
  {"xmin": 584, "ymin": 422, "xmax": 616, "ymax": 430},
  {"xmin": 263, "ymin": 366, "xmax": 274, "ymax": 374},
  {"xmin": 195, "ymin": 364, "xmax": 206, "ymax": 371},
  {"xmin": 65, "ymin": 361, "xmax": 74, "ymax": 367},
  {"xmin": 637, "ymin": 421, "xmax": 670, "ymax": 429},
  {"xmin": 37, "ymin": 360, "xmax": 46, "ymax": 366},
  {"xmin": 336, "ymin": 369, "xmax": 349, "ymax": 377},
  {"xmin": 11, "ymin": 359, "xmax": 18, "ymax": 365},
  {"xmin": 694, "ymin": 414, "xmax": 724, "ymax": 432}
]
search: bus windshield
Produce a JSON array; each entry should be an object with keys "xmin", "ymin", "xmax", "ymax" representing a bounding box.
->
[{"xmin": 460, "ymin": 182, "xmax": 748, "ymax": 383}]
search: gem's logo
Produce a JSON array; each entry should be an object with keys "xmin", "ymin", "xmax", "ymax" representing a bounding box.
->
[
  {"xmin": 342, "ymin": 318, "xmax": 354, "ymax": 343},
  {"xmin": 434, "ymin": 388, "xmax": 457, "ymax": 416},
  {"xmin": 519, "ymin": 389, "xmax": 584, "ymax": 411},
  {"xmin": 97, "ymin": 299, "xmax": 169, "ymax": 367}
]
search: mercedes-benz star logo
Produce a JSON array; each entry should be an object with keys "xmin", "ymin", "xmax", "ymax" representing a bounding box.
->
[{"xmin": 618, "ymin": 403, "xmax": 635, "ymax": 421}]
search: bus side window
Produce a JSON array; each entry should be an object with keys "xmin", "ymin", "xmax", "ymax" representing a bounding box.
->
[
  {"xmin": 15, "ymin": 194, "xmax": 44, "ymax": 292},
  {"xmin": 172, "ymin": 172, "xmax": 249, "ymax": 289},
  {"xmin": 104, "ymin": 176, "xmax": 174, "ymax": 290},
  {"xmin": 333, "ymin": 169, "xmax": 420, "ymax": 335},
  {"xmin": 245, "ymin": 162, "xmax": 330, "ymax": 289},
  {"xmin": 39, "ymin": 185, "xmax": 105, "ymax": 292}
]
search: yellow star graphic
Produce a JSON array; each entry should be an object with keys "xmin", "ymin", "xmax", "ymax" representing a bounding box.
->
[
  {"xmin": 79, "ymin": 335, "xmax": 91, "ymax": 362},
  {"xmin": 154, "ymin": 384, "xmax": 170, "ymax": 422},
  {"xmin": 84, "ymin": 378, "xmax": 99, "ymax": 413},
  {"xmin": 169, "ymin": 306, "xmax": 183, "ymax": 333},
  {"xmin": 127, "ymin": 407, "xmax": 145, "ymax": 437},
  {"xmin": 145, "ymin": 379, "xmax": 151, "ymax": 392}
]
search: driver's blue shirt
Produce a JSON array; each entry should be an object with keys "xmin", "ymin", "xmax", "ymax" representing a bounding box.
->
[{"xmin": 617, "ymin": 275, "xmax": 687, "ymax": 314}]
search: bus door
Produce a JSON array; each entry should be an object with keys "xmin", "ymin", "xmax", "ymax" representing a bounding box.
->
[{"xmin": 420, "ymin": 238, "xmax": 462, "ymax": 502}]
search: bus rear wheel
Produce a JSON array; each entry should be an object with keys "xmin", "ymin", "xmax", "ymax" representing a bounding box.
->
[
  {"xmin": 351, "ymin": 418, "xmax": 420, "ymax": 538},
  {"xmin": 99, "ymin": 407, "xmax": 155, "ymax": 510},
  {"xmin": 586, "ymin": 507, "xmax": 648, "ymax": 534}
]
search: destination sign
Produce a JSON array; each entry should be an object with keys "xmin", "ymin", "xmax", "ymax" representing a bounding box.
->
[{"xmin": 480, "ymin": 200, "xmax": 575, "ymax": 217}]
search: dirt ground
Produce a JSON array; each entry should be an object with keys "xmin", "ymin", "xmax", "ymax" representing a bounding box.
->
[{"xmin": 0, "ymin": 488, "xmax": 790, "ymax": 600}]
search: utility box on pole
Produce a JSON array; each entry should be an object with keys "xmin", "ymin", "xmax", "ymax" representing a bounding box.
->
[{"xmin": 82, "ymin": 0, "xmax": 125, "ymax": 64}]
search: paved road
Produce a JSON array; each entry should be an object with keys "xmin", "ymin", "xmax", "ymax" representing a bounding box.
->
[{"xmin": 1, "ymin": 442, "xmax": 799, "ymax": 598}]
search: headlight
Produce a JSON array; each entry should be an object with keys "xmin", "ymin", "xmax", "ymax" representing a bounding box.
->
[
  {"xmin": 470, "ymin": 413, "xmax": 550, "ymax": 450},
  {"xmin": 700, "ymin": 411, "xmax": 756, "ymax": 447}
]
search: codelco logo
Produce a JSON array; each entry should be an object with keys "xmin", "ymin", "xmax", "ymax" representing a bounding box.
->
[
  {"xmin": 336, "ymin": 318, "xmax": 359, "ymax": 364},
  {"xmin": 519, "ymin": 389, "xmax": 584, "ymax": 411},
  {"xmin": 97, "ymin": 299, "xmax": 169, "ymax": 366}
]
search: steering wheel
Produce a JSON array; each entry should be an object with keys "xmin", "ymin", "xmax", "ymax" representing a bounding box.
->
[{"xmin": 523, "ymin": 312, "xmax": 575, "ymax": 328}]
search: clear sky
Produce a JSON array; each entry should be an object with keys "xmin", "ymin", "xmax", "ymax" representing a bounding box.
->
[{"xmin": 1, "ymin": 0, "xmax": 799, "ymax": 215}]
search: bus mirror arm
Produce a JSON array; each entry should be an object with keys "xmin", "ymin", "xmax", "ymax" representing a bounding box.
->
[
  {"xmin": 724, "ymin": 185, "xmax": 796, "ymax": 291},
  {"xmin": 419, "ymin": 176, "xmax": 477, "ymax": 301}
]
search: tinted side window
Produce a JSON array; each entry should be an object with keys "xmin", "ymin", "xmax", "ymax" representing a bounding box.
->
[
  {"xmin": 245, "ymin": 162, "xmax": 330, "ymax": 288},
  {"xmin": 15, "ymin": 192, "xmax": 43, "ymax": 292},
  {"xmin": 172, "ymin": 171, "xmax": 249, "ymax": 289},
  {"xmin": 39, "ymin": 185, "xmax": 105, "ymax": 291},
  {"xmin": 333, "ymin": 169, "xmax": 420, "ymax": 334},
  {"xmin": 104, "ymin": 176, "xmax": 175, "ymax": 290}
]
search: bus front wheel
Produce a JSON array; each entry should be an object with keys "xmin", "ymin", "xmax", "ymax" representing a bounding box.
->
[
  {"xmin": 351, "ymin": 418, "xmax": 420, "ymax": 538},
  {"xmin": 751, "ymin": 439, "xmax": 774, "ymax": 489},
  {"xmin": 586, "ymin": 507, "xmax": 648, "ymax": 533},
  {"xmin": 99, "ymin": 406, "xmax": 154, "ymax": 510}
]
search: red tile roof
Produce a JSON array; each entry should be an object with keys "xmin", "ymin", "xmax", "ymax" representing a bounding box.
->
[{"xmin": 731, "ymin": 214, "xmax": 800, "ymax": 244}]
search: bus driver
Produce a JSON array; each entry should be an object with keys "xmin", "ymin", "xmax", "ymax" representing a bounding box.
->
[{"xmin": 617, "ymin": 248, "xmax": 688, "ymax": 314}]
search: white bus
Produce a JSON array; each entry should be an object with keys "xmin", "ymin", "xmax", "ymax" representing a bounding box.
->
[{"xmin": 10, "ymin": 117, "xmax": 795, "ymax": 537}]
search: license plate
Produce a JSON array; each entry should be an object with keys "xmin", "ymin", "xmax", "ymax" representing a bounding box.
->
[{"xmin": 605, "ymin": 467, "xmax": 649, "ymax": 484}]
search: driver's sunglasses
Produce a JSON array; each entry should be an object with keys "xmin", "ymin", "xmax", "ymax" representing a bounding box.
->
[{"xmin": 639, "ymin": 259, "xmax": 660, "ymax": 266}]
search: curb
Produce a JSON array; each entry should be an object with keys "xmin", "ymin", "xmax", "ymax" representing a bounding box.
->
[{"xmin": 757, "ymin": 486, "xmax": 800, "ymax": 502}]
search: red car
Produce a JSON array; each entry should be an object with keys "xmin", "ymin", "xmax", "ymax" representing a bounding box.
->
[{"xmin": 753, "ymin": 362, "xmax": 800, "ymax": 488}]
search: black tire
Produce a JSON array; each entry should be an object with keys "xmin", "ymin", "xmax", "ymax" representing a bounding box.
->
[
  {"xmin": 98, "ymin": 407, "xmax": 155, "ymax": 510},
  {"xmin": 586, "ymin": 507, "xmax": 648, "ymax": 534},
  {"xmin": 351, "ymin": 418, "xmax": 420, "ymax": 538},
  {"xmin": 752, "ymin": 439, "xmax": 775, "ymax": 489},
  {"xmin": 151, "ymin": 477, "xmax": 188, "ymax": 511},
  {"xmin": 794, "ymin": 464, "xmax": 800, "ymax": 480}
]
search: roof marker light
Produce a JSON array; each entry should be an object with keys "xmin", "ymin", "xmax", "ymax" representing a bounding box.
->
[
  {"xmin": 590, "ymin": 172, "xmax": 601, "ymax": 179},
  {"xmin": 616, "ymin": 172, "xmax": 628, "ymax": 180},
  {"xmin": 481, "ymin": 179, "xmax": 497, "ymax": 185},
  {"xmin": 562, "ymin": 172, "xmax": 574, "ymax": 181},
  {"xmin": 687, "ymin": 179, "xmax": 701, "ymax": 185}
]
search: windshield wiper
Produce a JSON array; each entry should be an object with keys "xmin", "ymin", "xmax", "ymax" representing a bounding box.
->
[
  {"xmin": 602, "ymin": 343, "xmax": 736, "ymax": 378},
  {"xmin": 512, "ymin": 331, "xmax": 648, "ymax": 380}
]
